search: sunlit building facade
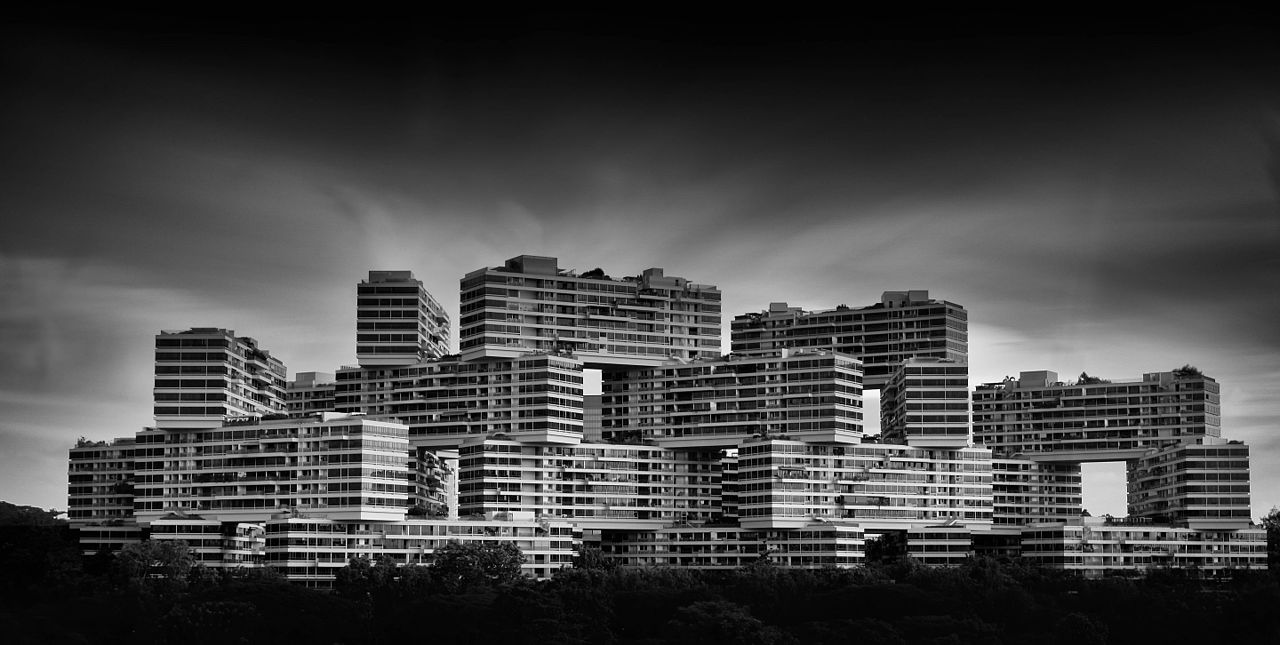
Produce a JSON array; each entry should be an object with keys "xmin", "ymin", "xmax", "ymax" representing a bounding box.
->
[
  {"xmin": 735, "ymin": 438, "xmax": 994, "ymax": 530},
  {"xmin": 1020, "ymin": 517, "xmax": 1267, "ymax": 577},
  {"xmin": 991, "ymin": 458, "xmax": 1083, "ymax": 526},
  {"xmin": 1127, "ymin": 438, "xmax": 1252, "ymax": 530},
  {"xmin": 459, "ymin": 255, "xmax": 722, "ymax": 366},
  {"xmin": 730, "ymin": 291, "xmax": 967, "ymax": 388},
  {"xmin": 600, "ymin": 350, "xmax": 864, "ymax": 448},
  {"xmin": 153, "ymin": 328, "xmax": 287, "ymax": 429},
  {"xmin": 334, "ymin": 354, "xmax": 584, "ymax": 447},
  {"xmin": 356, "ymin": 270, "xmax": 450, "ymax": 367},
  {"xmin": 132, "ymin": 414, "xmax": 412, "ymax": 525},
  {"xmin": 65, "ymin": 261, "xmax": 1266, "ymax": 578},
  {"xmin": 456, "ymin": 438, "xmax": 726, "ymax": 530},
  {"xmin": 880, "ymin": 357, "xmax": 970, "ymax": 448},
  {"xmin": 971, "ymin": 369, "xmax": 1221, "ymax": 461},
  {"xmin": 599, "ymin": 522, "xmax": 867, "ymax": 569}
]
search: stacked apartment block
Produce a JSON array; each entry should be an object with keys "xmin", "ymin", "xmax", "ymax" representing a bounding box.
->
[{"xmin": 68, "ymin": 256, "xmax": 1265, "ymax": 583}]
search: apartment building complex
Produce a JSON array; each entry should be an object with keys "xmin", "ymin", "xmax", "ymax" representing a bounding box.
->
[
  {"xmin": 457, "ymin": 438, "xmax": 727, "ymax": 530},
  {"xmin": 599, "ymin": 523, "xmax": 867, "ymax": 569},
  {"xmin": 67, "ymin": 258, "xmax": 1266, "ymax": 580},
  {"xmin": 459, "ymin": 255, "xmax": 722, "ymax": 366},
  {"xmin": 153, "ymin": 328, "xmax": 287, "ymax": 429},
  {"xmin": 735, "ymin": 438, "xmax": 994, "ymax": 530},
  {"xmin": 970, "ymin": 367, "xmax": 1253, "ymax": 556},
  {"xmin": 286, "ymin": 371, "xmax": 336, "ymax": 418},
  {"xmin": 991, "ymin": 458, "xmax": 1083, "ymax": 526},
  {"xmin": 68, "ymin": 437, "xmax": 141, "ymax": 553},
  {"xmin": 600, "ymin": 350, "xmax": 865, "ymax": 448},
  {"xmin": 131, "ymin": 414, "xmax": 412, "ymax": 525},
  {"xmin": 880, "ymin": 357, "xmax": 971, "ymax": 448},
  {"xmin": 409, "ymin": 448, "xmax": 458, "ymax": 518},
  {"xmin": 334, "ymin": 353, "xmax": 584, "ymax": 447},
  {"xmin": 1020, "ymin": 517, "xmax": 1266, "ymax": 576},
  {"xmin": 262, "ymin": 514, "xmax": 577, "ymax": 584},
  {"xmin": 971, "ymin": 369, "xmax": 1221, "ymax": 461},
  {"xmin": 149, "ymin": 517, "xmax": 265, "ymax": 569},
  {"xmin": 356, "ymin": 270, "xmax": 450, "ymax": 366},
  {"xmin": 1127, "ymin": 438, "xmax": 1252, "ymax": 530},
  {"xmin": 143, "ymin": 510, "xmax": 579, "ymax": 583},
  {"xmin": 730, "ymin": 291, "xmax": 967, "ymax": 388}
]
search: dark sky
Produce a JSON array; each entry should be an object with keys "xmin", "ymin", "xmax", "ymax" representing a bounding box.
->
[{"xmin": 3, "ymin": 8, "xmax": 1278, "ymax": 516}]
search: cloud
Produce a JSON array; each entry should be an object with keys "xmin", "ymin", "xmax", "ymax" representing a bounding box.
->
[{"xmin": 2, "ymin": 14, "xmax": 1278, "ymax": 519}]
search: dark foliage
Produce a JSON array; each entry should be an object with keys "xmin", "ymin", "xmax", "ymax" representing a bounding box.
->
[
  {"xmin": 0, "ymin": 501, "xmax": 64, "ymax": 526},
  {"xmin": 1262, "ymin": 507, "xmax": 1280, "ymax": 569},
  {"xmin": 1173, "ymin": 364, "xmax": 1203, "ymax": 378},
  {"xmin": 3, "ymin": 533, "xmax": 1280, "ymax": 645}
]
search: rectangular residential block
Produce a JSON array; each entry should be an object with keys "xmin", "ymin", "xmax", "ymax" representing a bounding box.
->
[
  {"xmin": 357, "ymin": 271, "xmax": 450, "ymax": 366},
  {"xmin": 972, "ymin": 369, "xmax": 1221, "ymax": 461},
  {"xmin": 459, "ymin": 255, "xmax": 722, "ymax": 366},
  {"xmin": 600, "ymin": 350, "xmax": 864, "ymax": 448},
  {"xmin": 153, "ymin": 328, "xmax": 287, "ymax": 429},
  {"xmin": 730, "ymin": 291, "xmax": 967, "ymax": 388}
]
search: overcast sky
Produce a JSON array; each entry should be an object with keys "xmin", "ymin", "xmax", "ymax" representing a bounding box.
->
[{"xmin": 2, "ymin": 10, "xmax": 1277, "ymax": 517}]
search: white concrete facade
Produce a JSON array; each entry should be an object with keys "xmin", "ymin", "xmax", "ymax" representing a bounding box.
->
[
  {"xmin": 356, "ymin": 270, "xmax": 450, "ymax": 367},
  {"xmin": 735, "ymin": 438, "xmax": 994, "ymax": 530},
  {"xmin": 153, "ymin": 328, "xmax": 287, "ymax": 429},
  {"xmin": 286, "ymin": 371, "xmax": 336, "ymax": 419},
  {"xmin": 881, "ymin": 357, "xmax": 971, "ymax": 448},
  {"xmin": 972, "ymin": 369, "xmax": 1221, "ymax": 461},
  {"xmin": 600, "ymin": 350, "xmax": 864, "ymax": 448},
  {"xmin": 599, "ymin": 522, "xmax": 866, "ymax": 569},
  {"xmin": 1020, "ymin": 517, "xmax": 1266, "ymax": 577},
  {"xmin": 132, "ymin": 415, "xmax": 411, "ymax": 525},
  {"xmin": 457, "ymin": 438, "xmax": 726, "ymax": 530},
  {"xmin": 1127, "ymin": 438, "xmax": 1252, "ymax": 530},
  {"xmin": 991, "ymin": 458, "xmax": 1083, "ymax": 526},
  {"xmin": 334, "ymin": 353, "xmax": 585, "ymax": 447},
  {"xmin": 458, "ymin": 255, "xmax": 722, "ymax": 367},
  {"xmin": 730, "ymin": 291, "xmax": 968, "ymax": 388}
]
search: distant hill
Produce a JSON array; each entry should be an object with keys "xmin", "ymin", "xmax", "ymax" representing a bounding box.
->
[{"xmin": 0, "ymin": 501, "xmax": 65, "ymax": 526}]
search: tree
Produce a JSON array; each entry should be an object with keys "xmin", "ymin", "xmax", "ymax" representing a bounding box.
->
[
  {"xmin": 0, "ymin": 501, "xmax": 64, "ymax": 526},
  {"xmin": 334, "ymin": 556, "xmax": 374, "ymax": 597},
  {"xmin": 1173, "ymin": 364, "xmax": 1203, "ymax": 378},
  {"xmin": 115, "ymin": 539, "xmax": 194, "ymax": 589},
  {"xmin": 431, "ymin": 541, "xmax": 525, "ymax": 592},
  {"xmin": 1262, "ymin": 507, "xmax": 1280, "ymax": 570},
  {"xmin": 1052, "ymin": 613, "xmax": 1108, "ymax": 645},
  {"xmin": 865, "ymin": 531, "xmax": 909, "ymax": 566},
  {"xmin": 161, "ymin": 600, "xmax": 262, "ymax": 645},
  {"xmin": 571, "ymin": 546, "xmax": 617, "ymax": 571},
  {"xmin": 334, "ymin": 555, "xmax": 402, "ymax": 597},
  {"xmin": 666, "ymin": 600, "xmax": 792, "ymax": 645}
]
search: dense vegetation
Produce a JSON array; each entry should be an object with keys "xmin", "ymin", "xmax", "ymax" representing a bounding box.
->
[
  {"xmin": 2, "ymin": 504, "xmax": 1277, "ymax": 643},
  {"xmin": 0, "ymin": 500, "xmax": 64, "ymax": 526},
  {"xmin": 2, "ymin": 532, "xmax": 1279, "ymax": 644}
]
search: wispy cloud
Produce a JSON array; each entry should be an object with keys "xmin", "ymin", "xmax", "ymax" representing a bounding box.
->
[{"xmin": 2, "ymin": 14, "xmax": 1277, "ymax": 517}]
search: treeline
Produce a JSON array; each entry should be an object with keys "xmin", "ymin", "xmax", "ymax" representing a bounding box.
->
[
  {"xmin": 327, "ymin": 555, "xmax": 1280, "ymax": 644},
  {"xmin": 0, "ymin": 500, "xmax": 64, "ymax": 526},
  {"xmin": 2, "ymin": 532, "xmax": 1279, "ymax": 645}
]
